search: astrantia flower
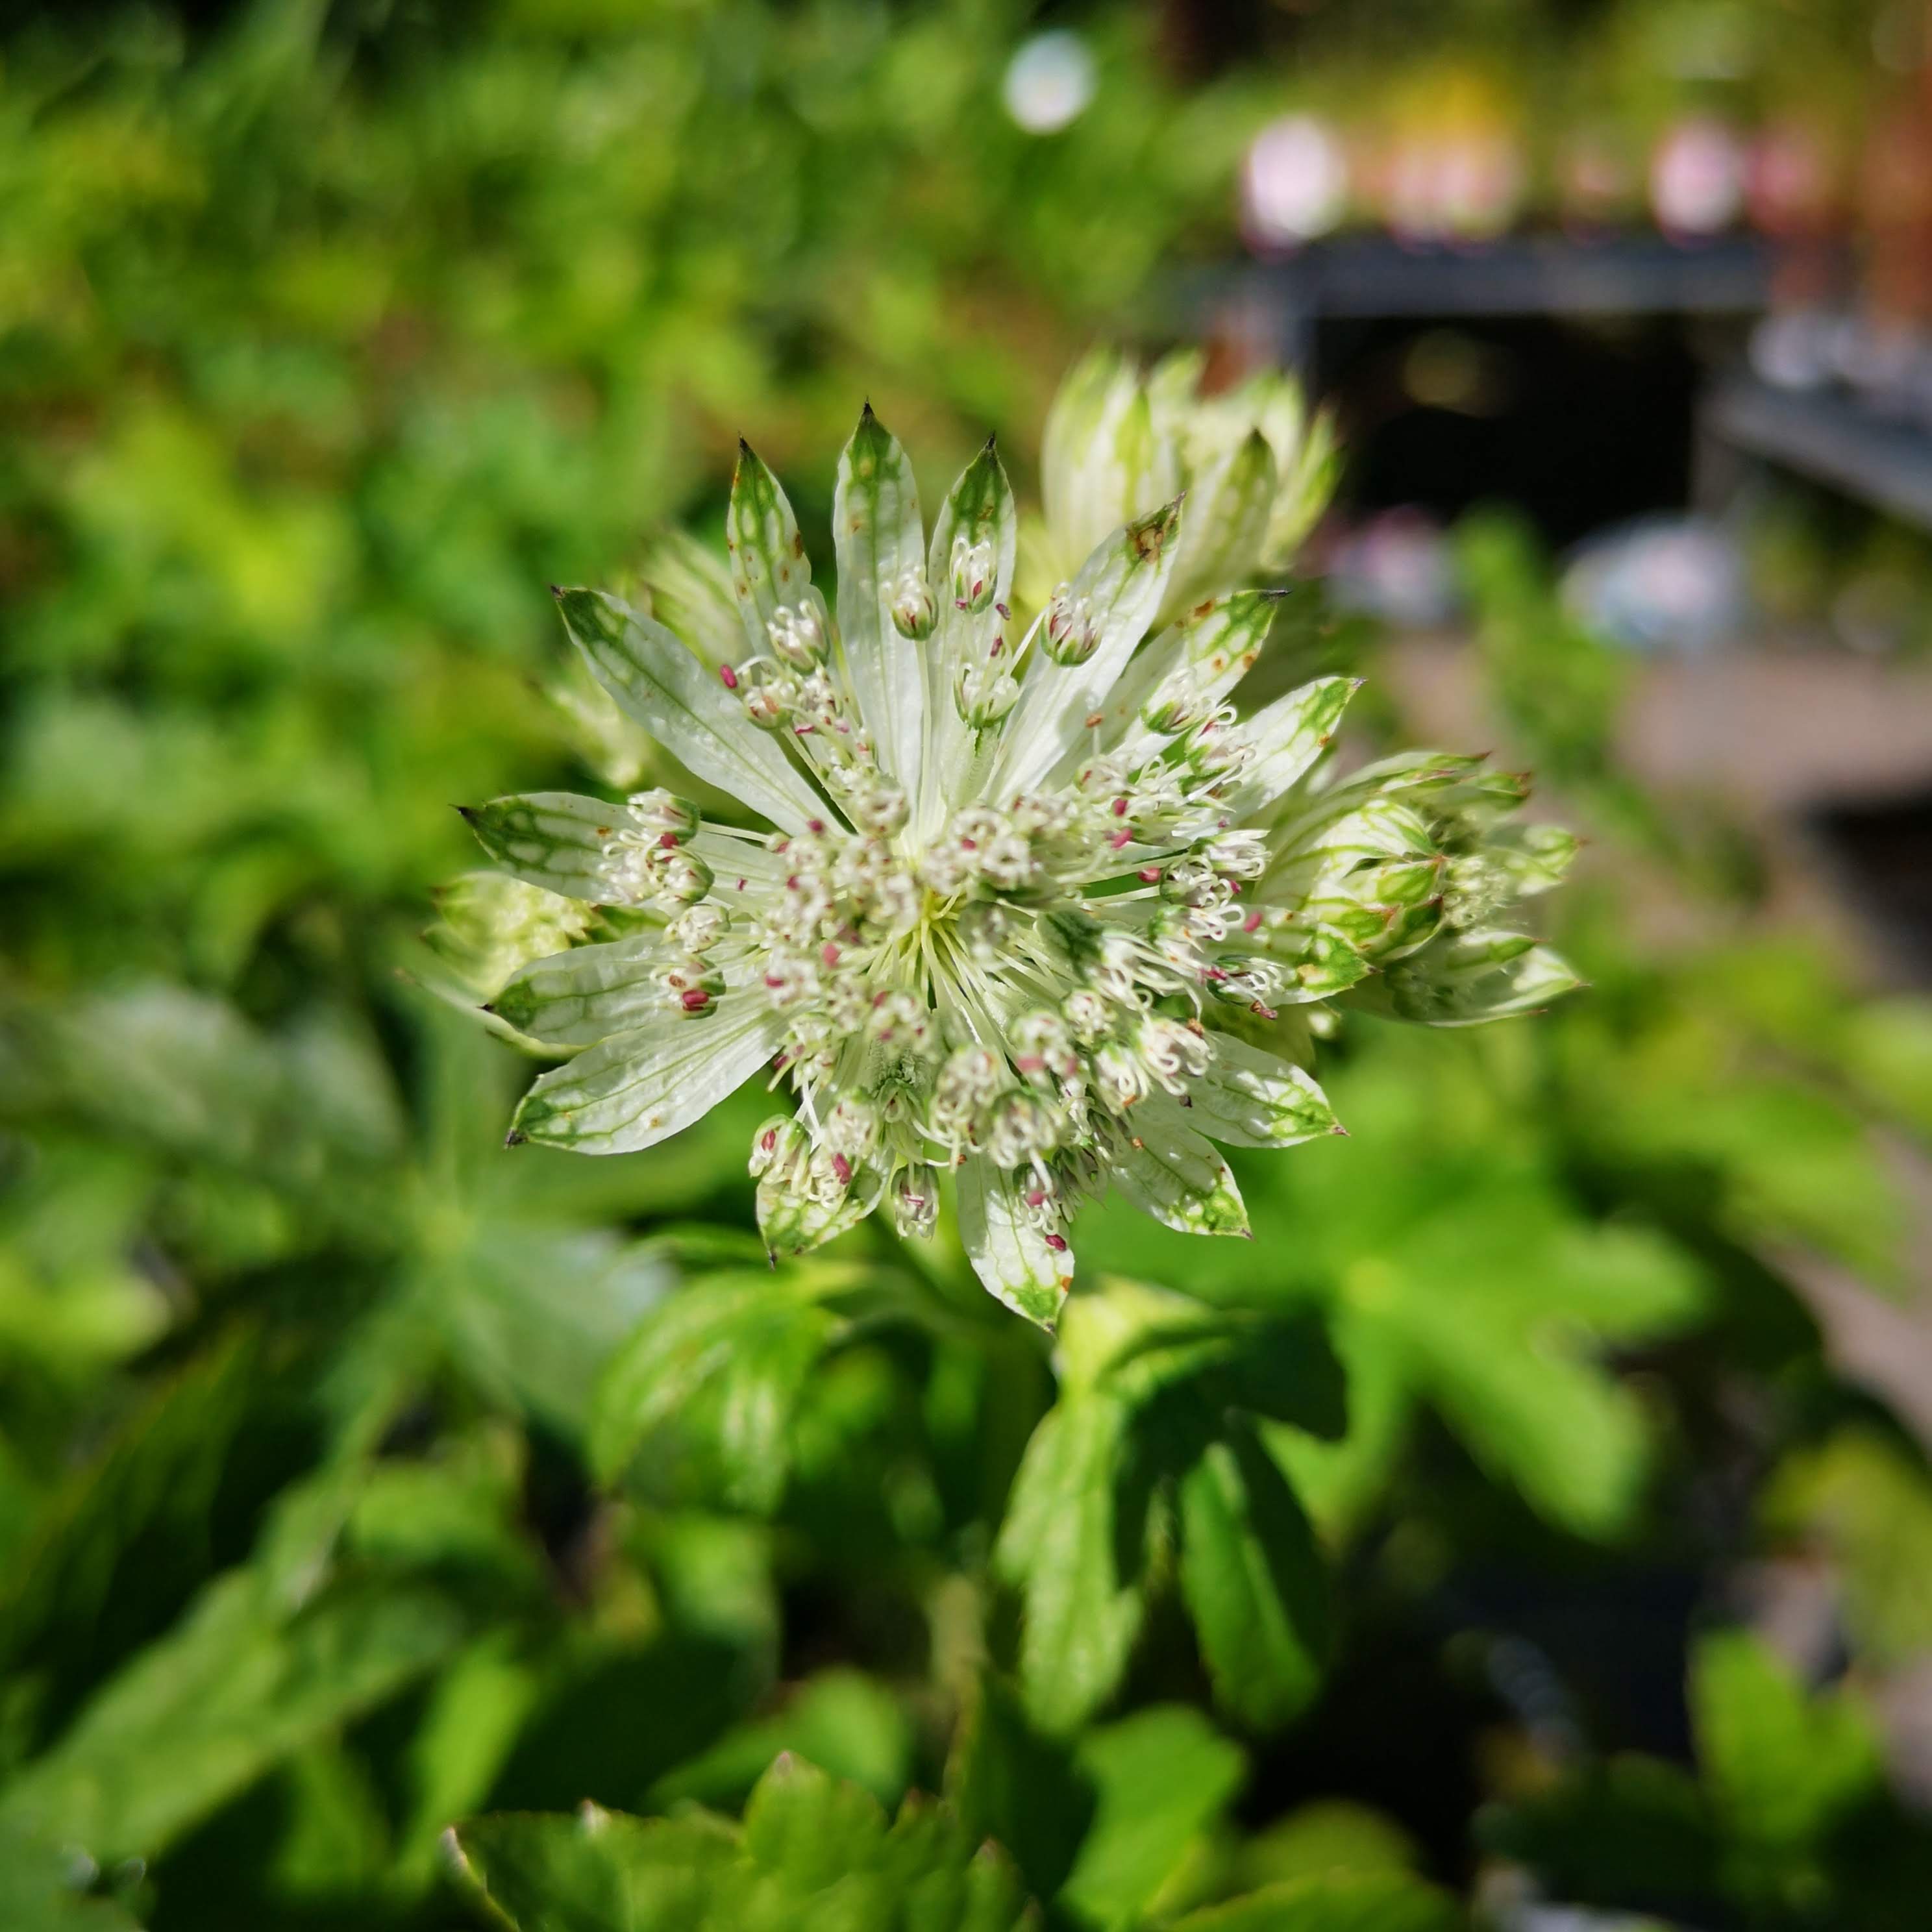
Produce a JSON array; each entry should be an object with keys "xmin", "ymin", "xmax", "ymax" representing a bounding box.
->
[{"xmin": 457, "ymin": 357, "xmax": 1576, "ymax": 1326}]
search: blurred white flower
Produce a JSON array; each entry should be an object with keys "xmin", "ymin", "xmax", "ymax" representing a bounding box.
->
[
  {"xmin": 1002, "ymin": 31, "xmax": 1096, "ymax": 136},
  {"xmin": 1241, "ymin": 115, "xmax": 1349, "ymax": 252}
]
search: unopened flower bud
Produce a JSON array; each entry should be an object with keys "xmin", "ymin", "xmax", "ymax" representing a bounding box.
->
[
  {"xmin": 626, "ymin": 789, "xmax": 700, "ymax": 840},
  {"xmin": 643, "ymin": 844, "xmax": 713, "ymax": 904},
  {"xmin": 1142, "ymin": 676, "xmax": 1207, "ymax": 736},
  {"xmin": 986, "ymin": 1091, "xmax": 1061, "ymax": 1165},
  {"xmin": 749, "ymin": 1113, "xmax": 805, "ymax": 1179},
  {"xmin": 736, "ymin": 658, "xmax": 795, "ymax": 729},
  {"xmin": 1043, "ymin": 590, "xmax": 1100, "ymax": 666},
  {"xmin": 949, "ymin": 535, "xmax": 996, "ymax": 614},
  {"xmin": 1061, "ymin": 988, "xmax": 1112, "ymax": 1045},
  {"xmin": 670, "ymin": 902, "xmax": 730, "ymax": 952},
  {"xmin": 850, "ymin": 780, "xmax": 910, "ymax": 837},
  {"xmin": 663, "ymin": 955, "xmax": 725, "ymax": 1013},
  {"xmin": 825, "ymin": 1094, "xmax": 882, "ymax": 1160},
  {"xmin": 956, "ymin": 900, "xmax": 1014, "ymax": 965},
  {"xmin": 1011, "ymin": 1008, "xmax": 1078, "ymax": 1084},
  {"xmin": 888, "ymin": 565, "xmax": 937, "ymax": 639},
  {"xmin": 767, "ymin": 590, "xmax": 830, "ymax": 670},
  {"xmin": 891, "ymin": 1163, "xmax": 940, "ymax": 1239},
  {"xmin": 954, "ymin": 661, "xmax": 1020, "ymax": 729},
  {"xmin": 1159, "ymin": 855, "xmax": 1226, "ymax": 909}
]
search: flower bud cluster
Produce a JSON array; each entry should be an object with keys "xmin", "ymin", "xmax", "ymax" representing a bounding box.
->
[{"xmin": 592, "ymin": 789, "xmax": 713, "ymax": 910}]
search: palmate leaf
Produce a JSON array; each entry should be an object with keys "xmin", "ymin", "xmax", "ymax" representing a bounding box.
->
[
  {"xmin": 650, "ymin": 1668, "xmax": 913, "ymax": 1813},
  {"xmin": 1177, "ymin": 1421, "xmax": 1329, "ymax": 1733},
  {"xmin": 449, "ymin": 1755, "xmax": 1035, "ymax": 1932},
  {"xmin": 996, "ymin": 1282, "xmax": 1339, "ymax": 1735},
  {"xmin": 588, "ymin": 1267, "xmax": 849, "ymax": 1514},
  {"xmin": 1486, "ymin": 1631, "xmax": 1924, "ymax": 1927},
  {"xmin": 992, "ymin": 1389, "xmax": 1146, "ymax": 1738},
  {"xmin": 1059, "ymin": 1707, "xmax": 1246, "ymax": 1931},
  {"xmin": 1076, "ymin": 1035, "xmax": 1708, "ymax": 1543},
  {"xmin": 0, "ymin": 1822, "xmax": 142, "ymax": 1931},
  {"xmin": 1169, "ymin": 1872, "xmax": 1459, "ymax": 1932},
  {"xmin": 1691, "ymin": 1631, "xmax": 1883, "ymax": 1856},
  {"xmin": 0, "ymin": 1564, "xmax": 464, "ymax": 1867}
]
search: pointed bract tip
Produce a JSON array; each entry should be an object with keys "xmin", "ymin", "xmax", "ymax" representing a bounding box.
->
[
  {"xmin": 737, "ymin": 434, "xmax": 754, "ymax": 456},
  {"xmin": 504, "ymin": 1129, "xmax": 527, "ymax": 1148},
  {"xmin": 1330, "ymin": 1122, "xmax": 1350, "ymax": 1136},
  {"xmin": 549, "ymin": 584, "xmax": 564, "ymax": 599},
  {"xmin": 982, "ymin": 432, "xmax": 997, "ymax": 453},
  {"xmin": 479, "ymin": 1002, "xmax": 496, "ymax": 1015},
  {"xmin": 861, "ymin": 398, "xmax": 875, "ymax": 419},
  {"xmin": 453, "ymin": 804, "xmax": 478, "ymax": 821}
]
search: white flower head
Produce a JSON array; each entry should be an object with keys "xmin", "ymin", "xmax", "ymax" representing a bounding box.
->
[{"xmin": 460, "ymin": 372, "xmax": 1576, "ymax": 1327}]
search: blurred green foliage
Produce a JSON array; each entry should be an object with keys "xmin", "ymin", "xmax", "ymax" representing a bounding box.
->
[{"xmin": 4, "ymin": 1, "xmax": 1932, "ymax": 1927}]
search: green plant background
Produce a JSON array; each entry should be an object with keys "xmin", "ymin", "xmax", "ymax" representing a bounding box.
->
[{"xmin": 5, "ymin": 1, "xmax": 1932, "ymax": 1927}]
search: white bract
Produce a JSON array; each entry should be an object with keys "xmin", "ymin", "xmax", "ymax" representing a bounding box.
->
[{"xmin": 459, "ymin": 357, "xmax": 1576, "ymax": 1326}]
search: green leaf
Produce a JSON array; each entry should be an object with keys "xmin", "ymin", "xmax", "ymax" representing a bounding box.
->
[
  {"xmin": 0, "ymin": 1566, "xmax": 464, "ymax": 1864},
  {"xmin": 993, "ymin": 1393, "xmax": 1145, "ymax": 1736},
  {"xmin": 650, "ymin": 1668, "xmax": 913, "ymax": 1813},
  {"xmin": 1690, "ymin": 1630, "xmax": 1882, "ymax": 1853},
  {"xmin": 1763, "ymin": 1428, "xmax": 1932, "ymax": 1670},
  {"xmin": 0, "ymin": 1330, "xmax": 260, "ymax": 1748},
  {"xmin": 1177, "ymin": 1419, "xmax": 1329, "ymax": 1731},
  {"xmin": 1170, "ymin": 1871, "xmax": 1459, "ymax": 1932},
  {"xmin": 419, "ymin": 1226, "xmax": 676, "ymax": 1441},
  {"xmin": 739, "ymin": 1749, "xmax": 889, "ymax": 1889},
  {"xmin": 1038, "ymin": 347, "xmax": 1172, "ymax": 581},
  {"xmin": 1233, "ymin": 1802, "xmax": 1420, "ymax": 1890},
  {"xmin": 556, "ymin": 587, "xmax": 829, "ymax": 836},
  {"xmin": 452, "ymin": 1755, "xmax": 1034, "ymax": 1931},
  {"xmin": 634, "ymin": 526, "xmax": 744, "ymax": 671},
  {"xmin": 1059, "ymin": 1707, "xmax": 1245, "ymax": 1930},
  {"xmin": 1086, "ymin": 590, "xmax": 1276, "ymax": 774},
  {"xmin": 589, "ymin": 1270, "xmax": 843, "ymax": 1513},
  {"xmin": 948, "ymin": 1676, "xmax": 1095, "ymax": 1907},
  {"xmin": 0, "ymin": 1821, "xmax": 141, "ymax": 1931},
  {"xmin": 1057, "ymin": 1278, "xmax": 1344, "ymax": 1442},
  {"xmin": 490, "ymin": 932, "xmax": 686, "ymax": 1045},
  {"xmin": 397, "ymin": 1633, "xmax": 546, "ymax": 1884},
  {"xmin": 449, "ymin": 1805, "xmax": 736, "ymax": 1931}
]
